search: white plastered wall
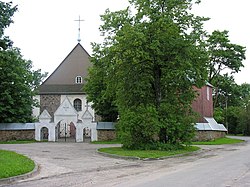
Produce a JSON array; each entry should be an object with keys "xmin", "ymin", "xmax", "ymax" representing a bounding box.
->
[{"xmin": 60, "ymin": 94, "xmax": 95, "ymax": 121}]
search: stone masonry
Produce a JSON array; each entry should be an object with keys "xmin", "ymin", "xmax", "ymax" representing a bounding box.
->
[
  {"xmin": 193, "ymin": 131, "xmax": 226, "ymax": 141},
  {"xmin": 0, "ymin": 130, "xmax": 35, "ymax": 141},
  {"xmin": 97, "ymin": 130, "xmax": 116, "ymax": 141},
  {"xmin": 40, "ymin": 95, "xmax": 61, "ymax": 117}
]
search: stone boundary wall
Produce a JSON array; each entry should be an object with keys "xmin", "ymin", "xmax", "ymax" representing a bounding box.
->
[
  {"xmin": 0, "ymin": 123, "xmax": 35, "ymax": 141},
  {"xmin": 97, "ymin": 130, "xmax": 116, "ymax": 141},
  {"xmin": 193, "ymin": 130, "xmax": 226, "ymax": 141},
  {"xmin": 0, "ymin": 130, "xmax": 35, "ymax": 141}
]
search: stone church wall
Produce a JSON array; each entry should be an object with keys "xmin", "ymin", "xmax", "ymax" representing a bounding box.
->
[
  {"xmin": 0, "ymin": 130, "xmax": 35, "ymax": 141},
  {"xmin": 40, "ymin": 95, "xmax": 61, "ymax": 117}
]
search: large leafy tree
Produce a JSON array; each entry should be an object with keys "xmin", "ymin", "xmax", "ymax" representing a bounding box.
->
[
  {"xmin": 86, "ymin": 0, "xmax": 209, "ymax": 149},
  {"xmin": 207, "ymin": 30, "xmax": 246, "ymax": 83},
  {"xmin": 84, "ymin": 44, "xmax": 118, "ymax": 122},
  {"xmin": 0, "ymin": 2, "xmax": 46, "ymax": 123},
  {"xmin": 205, "ymin": 30, "xmax": 246, "ymax": 108}
]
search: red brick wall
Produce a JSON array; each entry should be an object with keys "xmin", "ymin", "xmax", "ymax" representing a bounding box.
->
[{"xmin": 192, "ymin": 85, "xmax": 213, "ymax": 122}]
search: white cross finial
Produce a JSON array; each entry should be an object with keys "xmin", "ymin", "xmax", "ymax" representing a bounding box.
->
[{"xmin": 74, "ymin": 15, "xmax": 84, "ymax": 43}]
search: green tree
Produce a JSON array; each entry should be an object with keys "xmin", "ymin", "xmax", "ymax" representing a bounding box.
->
[
  {"xmin": 84, "ymin": 44, "xmax": 118, "ymax": 121},
  {"xmin": 0, "ymin": 1, "xmax": 17, "ymax": 50},
  {"xmin": 214, "ymin": 83, "xmax": 250, "ymax": 135},
  {"xmin": 205, "ymin": 30, "xmax": 246, "ymax": 108},
  {"xmin": 0, "ymin": 2, "xmax": 46, "ymax": 123},
  {"xmin": 86, "ymin": 0, "xmax": 209, "ymax": 149},
  {"xmin": 207, "ymin": 30, "xmax": 245, "ymax": 83}
]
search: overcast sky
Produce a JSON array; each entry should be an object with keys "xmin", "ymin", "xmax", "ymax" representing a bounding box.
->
[{"xmin": 3, "ymin": 0, "xmax": 250, "ymax": 84}]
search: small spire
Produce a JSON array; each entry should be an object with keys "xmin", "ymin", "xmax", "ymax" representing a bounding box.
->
[{"xmin": 74, "ymin": 15, "xmax": 84, "ymax": 43}]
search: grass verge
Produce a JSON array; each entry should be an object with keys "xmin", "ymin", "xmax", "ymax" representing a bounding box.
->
[
  {"xmin": 0, "ymin": 140, "xmax": 38, "ymax": 144},
  {"xmin": 192, "ymin": 137, "xmax": 244, "ymax": 145},
  {"xmin": 0, "ymin": 150, "xmax": 35, "ymax": 179},
  {"xmin": 98, "ymin": 146, "xmax": 200, "ymax": 159},
  {"xmin": 91, "ymin": 140, "xmax": 121, "ymax": 144}
]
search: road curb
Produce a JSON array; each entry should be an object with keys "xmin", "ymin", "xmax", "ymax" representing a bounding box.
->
[{"xmin": 0, "ymin": 161, "xmax": 40, "ymax": 186}]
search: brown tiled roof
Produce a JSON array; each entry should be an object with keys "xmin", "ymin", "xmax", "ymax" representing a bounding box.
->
[{"xmin": 38, "ymin": 84, "xmax": 85, "ymax": 94}]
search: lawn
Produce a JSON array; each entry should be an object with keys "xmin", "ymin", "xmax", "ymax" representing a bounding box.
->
[
  {"xmin": 0, "ymin": 140, "xmax": 37, "ymax": 144},
  {"xmin": 91, "ymin": 140, "xmax": 121, "ymax": 144},
  {"xmin": 0, "ymin": 150, "xmax": 35, "ymax": 179},
  {"xmin": 192, "ymin": 137, "xmax": 244, "ymax": 145},
  {"xmin": 98, "ymin": 146, "xmax": 200, "ymax": 159}
]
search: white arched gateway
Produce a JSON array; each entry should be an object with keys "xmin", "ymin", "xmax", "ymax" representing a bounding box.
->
[{"xmin": 35, "ymin": 97, "xmax": 97, "ymax": 142}]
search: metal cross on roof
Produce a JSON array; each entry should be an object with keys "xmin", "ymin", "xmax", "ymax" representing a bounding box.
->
[{"xmin": 74, "ymin": 15, "xmax": 84, "ymax": 43}]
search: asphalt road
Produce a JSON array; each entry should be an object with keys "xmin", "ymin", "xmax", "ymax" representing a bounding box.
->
[
  {"xmin": 119, "ymin": 136, "xmax": 250, "ymax": 187},
  {"xmin": 0, "ymin": 136, "xmax": 249, "ymax": 187}
]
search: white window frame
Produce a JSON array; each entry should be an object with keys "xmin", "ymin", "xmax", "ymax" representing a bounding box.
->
[
  {"xmin": 75, "ymin": 76, "xmax": 82, "ymax": 84},
  {"xmin": 206, "ymin": 86, "xmax": 210, "ymax": 101},
  {"xmin": 73, "ymin": 98, "xmax": 82, "ymax": 111}
]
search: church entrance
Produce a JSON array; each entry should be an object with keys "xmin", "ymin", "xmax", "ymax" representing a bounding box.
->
[
  {"xmin": 83, "ymin": 127, "xmax": 91, "ymax": 143},
  {"xmin": 41, "ymin": 127, "xmax": 49, "ymax": 141},
  {"xmin": 56, "ymin": 121, "xmax": 76, "ymax": 142}
]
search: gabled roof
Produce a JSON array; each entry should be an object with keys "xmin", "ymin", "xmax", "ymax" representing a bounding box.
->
[
  {"xmin": 38, "ymin": 43, "xmax": 91, "ymax": 94},
  {"xmin": 39, "ymin": 84, "xmax": 84, "ymax": 95}
]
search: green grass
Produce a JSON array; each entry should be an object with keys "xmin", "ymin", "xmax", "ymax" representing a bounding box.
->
[
  {"xmin": 0, "ymin": 140, "xmax": 38, "ymax": 144},
  {"xmin": 91, "ymin": 140, "xmax": 121, "ymax": 144},
  {"xmin": 192, "ymin": 137, "xmax": 244, "ymax": 145},
  {"xmin": 98, "ymin": 146, "xmax": 200, "ymax": 159},
  {"xmin": 0, "ymin": 150, "xmax": 35, "ymax": 179}
]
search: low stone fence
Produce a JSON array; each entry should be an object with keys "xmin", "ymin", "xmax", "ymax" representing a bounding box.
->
[
  {"xmin": 193, "ymin": 130, "xmax": 226, "ymax": 142},
  {"xmin": 0, "ymin": 123, "xmax": 35, "ymax": 141},
  {"xmin": 96, "ymin": 122, "xmax": 116, "ymax": 141}
]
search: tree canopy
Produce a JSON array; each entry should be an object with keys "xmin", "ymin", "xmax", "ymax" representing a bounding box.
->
[
  {"xmin": 86, "ymin": 0, "xmax": 210, "ymax": 149},
  {"xmin": 0, "ymin": 1, "xmax": 46, "ymax": 123}
]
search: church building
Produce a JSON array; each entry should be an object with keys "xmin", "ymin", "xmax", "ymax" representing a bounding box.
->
[{"xmin": 33, "ymin": 43, "xmax": 94, "ymax": 120}]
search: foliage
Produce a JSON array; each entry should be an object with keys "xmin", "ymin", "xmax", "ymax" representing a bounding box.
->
[
  {"xmin": 213, "ymin": 107, "xmax": 224, "ymax": 124},
  {"xmin": 98, "ymin": 146, "xmax": 200, "ymax": 159},
  {"xmin": 0, "ymin": 1, "xmax": 17, "ymax": 50},
  {"xmin": 86, "ymin": 0, "xmax": 209, "ymax": 149},
  {"xmin": 0, "ymin": 2, "xmax": 47, "ymax": 123},
  {"xmin": 192, "ymin": 137, "xmax": 244, "ymax": 145},
  {"xmin": 0, "ymin": 150, "xmax": 35, "ymax": 179},
  {"xmin": 84, "ymin": 44, "xmax": 118, "ymax": 121},
  {"xmin": 214, "ymin": 83, "xmax": 250, "ymax": 135},
  {"xmin": 207, "ymin": 30, "xmax": 246, "ymax": 83},
  {"xmin": 226, "ymin": 106, "xmax": 245, "ymax": 135}
]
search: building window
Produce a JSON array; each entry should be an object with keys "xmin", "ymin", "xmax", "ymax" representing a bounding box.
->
[
  {"xmin": 75, "ymin": 76, "xmax": 82, "ymax": 84},
  {"xmin": 207, "ymin": 86, "xmax": 210, "ymax": 101},
  {"xmin": 74, "ymin": 99, "xmax": 82, "ymax": 111}
]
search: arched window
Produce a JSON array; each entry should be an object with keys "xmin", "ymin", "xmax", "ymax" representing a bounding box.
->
[
  {"xmin": 73, "ymin": 99, "xmax": 82, "ymax": 111},
  {"xmin": 75, "ymin": 76, "xmax": 82, "ymax": 84}
]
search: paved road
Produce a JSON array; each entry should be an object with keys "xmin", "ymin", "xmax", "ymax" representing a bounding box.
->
[
  {"xmin": 119, "ymin": 136, "xmax": 250, "ymax": 187},
  {"xmin": 0, "ymin": 136, "xmax": 249, "ymax": 187}
]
